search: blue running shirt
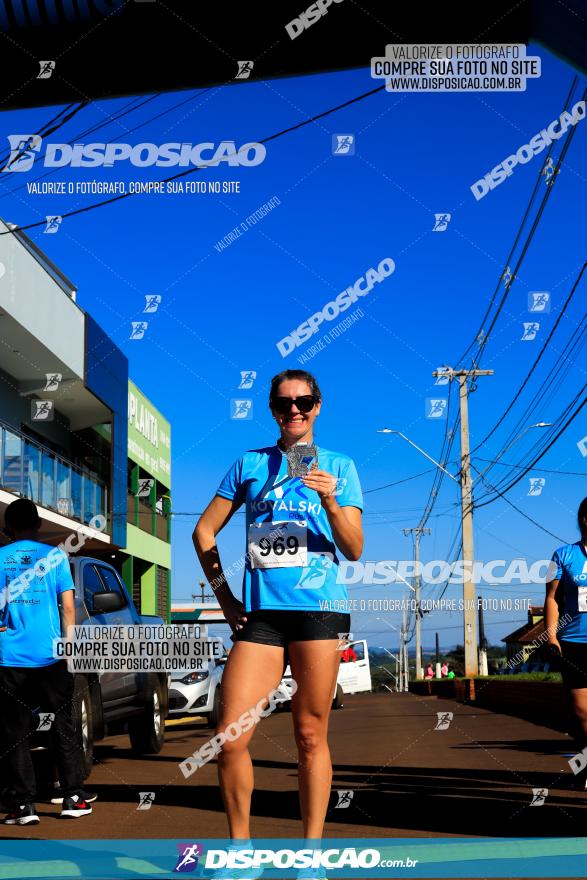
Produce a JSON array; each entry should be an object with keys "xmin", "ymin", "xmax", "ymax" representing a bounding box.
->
[
  {"xmin": 549, "ymin": 542, "xmax": 587, "ymax": 643},
  {"xmin": 216, "ymin": 444, "xmax": 363, "ymax": 611},
  {"xmin": 0, "ymin": 540, "xmax": 75, "ymax": 667}
]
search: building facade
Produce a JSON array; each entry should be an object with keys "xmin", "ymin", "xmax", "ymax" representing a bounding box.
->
[
  {"xmin": 122, "ymin": 380, "xmax": 171, "ymax": 621},
  {"xmin": 0, "ymin": 217, "xmax": 171, "ymax": 620}
]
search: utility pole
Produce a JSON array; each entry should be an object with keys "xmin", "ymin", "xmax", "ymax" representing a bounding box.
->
[
  {"xmin": 399, "ymin": 600, "xmax": 410, "ymax": 691},
  {"xmin": 398, "ymin": 610, "xmax": 405, "ymax": 692},
  {"xmin": 432, "ymin": 367, "xmax": 493, "ymax": 678},
  {"xmin": 403, "ymin": 527, "xmax": 431, "ymax": 680},
  {"xmin": 435, "ymin": 631, "xmax": 441, "ymax": 679}
]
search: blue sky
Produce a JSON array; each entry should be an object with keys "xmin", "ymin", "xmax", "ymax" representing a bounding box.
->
[{"xmin": 0, "ymin": 44, "xmax": 585, "ymax": 651}]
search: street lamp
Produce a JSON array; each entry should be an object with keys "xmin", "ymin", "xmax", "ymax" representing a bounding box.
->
[
  {"xmin": 494, "ymin": 422, "xmax": 553, "ymax": 459},
  {"xmin": 377, "ymin": 429, "xmax": 459, "ymax": 481},
  {"xmin": 377, "ymin": 421, "xmax": 553, "ymax": 678}
]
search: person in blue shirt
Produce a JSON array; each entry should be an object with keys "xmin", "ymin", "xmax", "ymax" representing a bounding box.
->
[
  {"xmin": 193, "ymin": 369, "xmax": 363, "ymax": 847},
  {"xmin": 545, "ymin": 496, "xmax": 587, "ymax": 786},
  {"xmin": 0, "ymin": 498, "xmax": 92, "ymax": 824}
]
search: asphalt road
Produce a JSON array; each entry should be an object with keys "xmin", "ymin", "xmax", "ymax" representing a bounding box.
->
[{"xmin": 1, "ymin": 690, "xmax": 585, "ymax": 841}]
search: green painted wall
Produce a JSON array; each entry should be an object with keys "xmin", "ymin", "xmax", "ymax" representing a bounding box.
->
[
  {"xmin": 125, "ymin": 522, "xmax": 171, "ymax": 568},
  {"xmin": 141, "ymin": 564, "xmax": 157, "ymax": 615},
  {"xmin": 128, "ymin": 379, "xmax": 171, "ymax": 488}
]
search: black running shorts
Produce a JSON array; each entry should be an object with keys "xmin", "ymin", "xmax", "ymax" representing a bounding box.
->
[
  {"xmin": 231, "ymin": 610, "xmax": 351, "ymax": 648},
  {"xmin": 560, "ymin": 640, "xmax": 587, "ymax": 690}
]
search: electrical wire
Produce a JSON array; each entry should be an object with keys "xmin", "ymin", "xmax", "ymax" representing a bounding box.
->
[
  {"xmin": 470, "ymin": 462, "xmax": 567, "ymax": 542},
  {"xmin": 363, "ymin": 468, "xmax": 434, "ymax": 494},
  {"xmin": 0, "ymin": 102, "xmax": 89, "ymax": 173},
  {"xmin": 0, "ymin": 89, "xmax": 217, "ymax": 201},
  {"xmin": 453, "ymin": 75, "xmax": 579, "ymax": 369},
  {"xmin": 472, "ymin": 260, "xmax": 587, "ymax": 458},
  {"xmin": 475, "ymin": 458, "xmax": 587, "ymax": 476},
  {"xmin": 0, "ymin": 83, "xmax": 386, "ymax": 234},
  {"xmin": 473, "ymin": 385, "xmax": 587, "ymax": 509}
]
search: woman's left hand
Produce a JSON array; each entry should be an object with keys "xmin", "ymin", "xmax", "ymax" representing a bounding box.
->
[{"xmin": 301, "ymin": 467, "xmax": 339, "ymax": 502}]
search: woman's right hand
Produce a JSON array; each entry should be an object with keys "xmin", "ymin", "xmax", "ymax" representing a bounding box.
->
[
  {"xmin": 546, "ymin": 637, "xmax": 562, "ymax": 655},
  {"xmin": 221, "ymin": 595, "xmax": 248, "ymax": 635}
]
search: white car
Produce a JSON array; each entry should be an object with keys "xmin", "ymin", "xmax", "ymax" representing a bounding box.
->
[
  {"xmin": 279, "ymin": 639, "xmax": 372, "ymax": 709},
  {"xmin": 168, "ymin": 638, "xmax": 226, "ymax": 727}
]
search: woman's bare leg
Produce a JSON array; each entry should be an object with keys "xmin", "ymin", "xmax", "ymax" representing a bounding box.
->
[
  {"xmin": 288, "ymin": 639, "xmax": 341, "ymax": 838},
  {"xmin": 216, "ymin": 641, "xmax": 286, "ymax": 838}
]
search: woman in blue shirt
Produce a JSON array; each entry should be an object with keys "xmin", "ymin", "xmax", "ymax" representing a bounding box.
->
[
  {"xmin": 545, "ymin": 496, "xmax": 587, "ymax": 783},
  {"xmin": 193, "ymin": 369, "xmax": 363, "ymax": 847}
]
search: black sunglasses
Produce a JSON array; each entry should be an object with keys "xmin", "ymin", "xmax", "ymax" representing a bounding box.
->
[{"xmin": 271, "ymin": 395, "xmax": 317, "ymax": 414}]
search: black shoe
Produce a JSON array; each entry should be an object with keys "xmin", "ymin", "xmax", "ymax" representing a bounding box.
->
[
  {"xmin": 4, "ymin": 804, "xmax": 39, "ymax": 825},
  {"xmin": 51, "ymin": 787, "xmax": 97, "ymax": 805},
  {"xmin": 60, "ymin": 794, "xmax": 92, "ymax": 819}
]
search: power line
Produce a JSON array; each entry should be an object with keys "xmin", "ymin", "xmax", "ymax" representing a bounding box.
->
[
  {"xmin": 472, "ymin": 260, "xmax": 587, "ymax": 456},
  {"xmin": 470, "ymin": 462, "xmax": 567, "ymax": 542},
  {"xmin": 0, "ymin": 83, "xmax": 386, "ymax": 235},
  {"xmin": 475, "ymin": 457, "xmax": 587, "ymax": 476},
  {"xmin": 0, "ymin": 89, "xmax": 217, "ymax": 201},
  {"xmin": 454, "ymin": 75, "xmax": 580, "ymax": 369},
  {"xmin": 0, "ymin": 102, "xmax": 89, "ymax": 173},
  {"xmin": 363, "ymin": 468, "xmax": 434, "ymax": 494},
  {"xmin": 473, "ymin": 386, "xmax": 587, "ymax": 509}
]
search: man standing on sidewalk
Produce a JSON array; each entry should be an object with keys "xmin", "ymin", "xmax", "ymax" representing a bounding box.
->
[{"xmin": 0, "ymin": 498, "xmax": 93, "ymax": 824}]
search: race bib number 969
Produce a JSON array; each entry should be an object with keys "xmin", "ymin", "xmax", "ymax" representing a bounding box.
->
[{"xmin": 248, "ymin": 521, "xmax": 308, "ymax": 569}]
